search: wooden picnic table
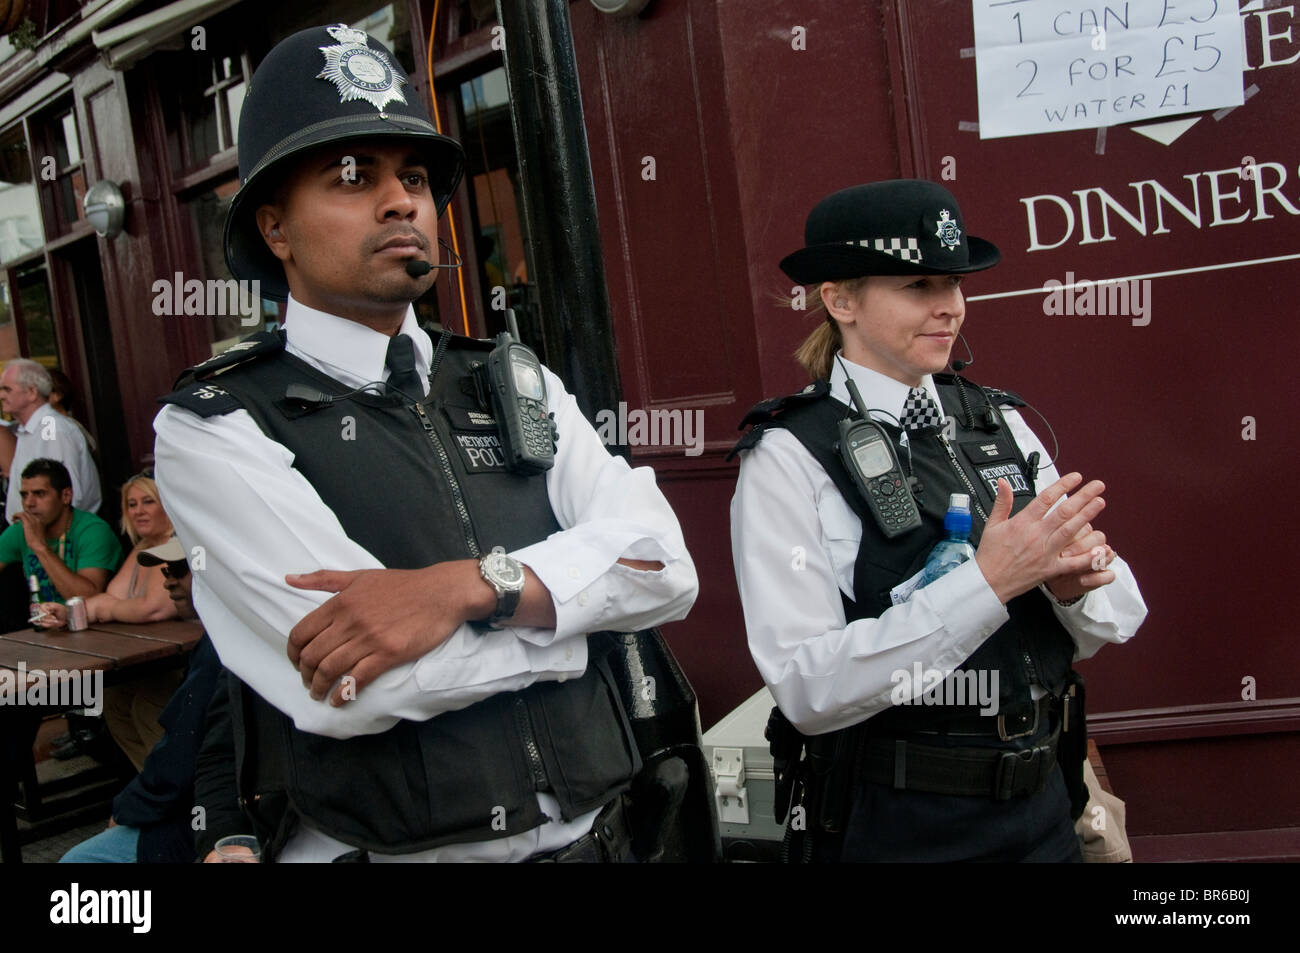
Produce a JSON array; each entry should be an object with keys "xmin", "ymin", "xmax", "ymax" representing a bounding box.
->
[{"xmin": 0, "ymin": 619, "xmax": 203, "ymax": 864}]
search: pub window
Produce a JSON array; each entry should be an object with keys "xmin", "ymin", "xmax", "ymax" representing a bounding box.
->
[
  {"xmin": 0, "ymin": 266, "xmax": 58, "ymax": 373},
  {"xmin": 12, "ymin": 263, "xmax": 59, "ymax": 366},
  {"xmin": 180, "ymin": 178, "xmax": 281, "ymax": 353},
  {"xmin": 161, "ymin": 51, "xmax": 252, "ymax": 174},
  {"xmin": 30, "ymin": 103, "xmax": 87, "ymax": 234},
  {"xmin": 0, "ymin": 124, "xmax": 45, "ymax": 266},
  {"xmin": 0, "ymin": 279, "xmax": 16, "ymax": 363}
]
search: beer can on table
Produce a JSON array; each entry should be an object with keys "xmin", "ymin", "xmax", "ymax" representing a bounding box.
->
[{"xmin": 66, "ymin": 596, "xmax": 89, "ymax": 632}]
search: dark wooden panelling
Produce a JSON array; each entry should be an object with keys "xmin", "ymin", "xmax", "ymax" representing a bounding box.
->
[
  {"xmin": 712, "ymin": 0, "xmax": 903, "ymax": 397},
  {"xmin": 571, "ymin": 0, "xmax": 908, "ymax": 726},
  {"xmin": 1131, "ymin": 827, "xmax": 1300, "ymax": 862},
  {"xmin": 1091, "ymin": 701, "xmax": 1300, "ymax": 837},
  {"xmin": 1090, "ymin": 697, "xmax": 1300, "ymax": 745},
  {"xmin": 1101, "ymin": 730, "xmax": 1300, "ymax": 836},
  {"xmin": 76, "ymin": 59, "xmax": 179, "ymax": 471},
  {"xmin": 574, "ymin": 0, "xmax": 753, "ymax": 434},
  {"xmin": 658, "ymin": 464, "xmax": 761, "ymax": 729}
]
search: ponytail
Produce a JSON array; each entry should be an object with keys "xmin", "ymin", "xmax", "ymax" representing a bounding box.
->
[
  {"xmin": 791, "ymin": 277, "xmax": 869, "ymax": 380},
  {"xmin": 794, "ymin": 320, "xmax": 842, "ymax": 381}
]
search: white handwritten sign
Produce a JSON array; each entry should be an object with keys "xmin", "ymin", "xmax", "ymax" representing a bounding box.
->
[{"xmin": 972, "ymin": 0, "xmax": 1244, "ymax": 139}]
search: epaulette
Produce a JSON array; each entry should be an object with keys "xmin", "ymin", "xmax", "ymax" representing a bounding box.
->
[
  {"xmin": 737, "ymin": 379, "xmax": 829, "ymax": 430},
  {"xmin": 159, "ymin": 330, "xmax": 286, "ymax": 418},
  {"xmin": 172, "ymin": 329, "xmax": 287, "ymax": 389},
  {"xmin": 445, "ymin": 332, "xmax": 495, "ymax": 352},
  {"xmin": 728, "ymin": 380, "xmax": 829, "ymax": 460}
]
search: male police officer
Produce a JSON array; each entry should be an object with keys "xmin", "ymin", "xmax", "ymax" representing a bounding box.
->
[{"xmin": 154, "ymin": 24, "xmax": 697, "ymax": 862}]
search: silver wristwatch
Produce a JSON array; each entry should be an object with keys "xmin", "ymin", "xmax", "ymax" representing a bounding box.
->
[{"xmin": 478, "ymin": 546, "xmax": 525, "ymax": 628}]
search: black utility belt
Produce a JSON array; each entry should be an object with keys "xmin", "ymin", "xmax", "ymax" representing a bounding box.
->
[
  {"xmin": 905, "ymin": 692, "xmax": 1062, "ymax": 741},
  {"xmin": 858, "ymin": 722, "xmax": 1062, "ymax": 801},
  {"xmin": 526, "ymin": 794, "xmax": 632, "ymax": 863}
]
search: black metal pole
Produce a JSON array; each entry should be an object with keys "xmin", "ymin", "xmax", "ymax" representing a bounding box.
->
[{"xmin": 494, "ymin": 0, "xmax": 623, "ymax": 429}]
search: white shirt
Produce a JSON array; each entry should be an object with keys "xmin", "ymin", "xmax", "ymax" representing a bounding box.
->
[
  {"xmin": 730, "ymin": 354, "xmax": 1148, "ymax": 737},
  {"xmin": 6, "ymin": 403, "xmax": 102, "ymax": 521},
  {"xmin": 154, "ymin": 296, "xmax": 698, "ymax": 861}
]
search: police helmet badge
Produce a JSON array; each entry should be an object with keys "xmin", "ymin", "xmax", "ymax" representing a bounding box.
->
[
  {"xmin": 934, "ymin": 209, "xmax": 962, "ymax": 251},
  {"xmin": 317, "ymin": 23, "xmax": 407, "ymax": 112}
]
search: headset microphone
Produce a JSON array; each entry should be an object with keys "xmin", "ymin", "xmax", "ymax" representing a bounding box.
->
[
  {"xmin": 405, "ymin": 259, "xmax": 433, "ymax": 278},
  {"xmin": 951, "ymin": 333, "xmax": 975, "ymax": 372}
]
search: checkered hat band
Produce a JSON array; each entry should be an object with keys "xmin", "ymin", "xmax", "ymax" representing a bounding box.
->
[{"xmin": 846, "ymin": 237, "xmax": 923, "ymax": 263}]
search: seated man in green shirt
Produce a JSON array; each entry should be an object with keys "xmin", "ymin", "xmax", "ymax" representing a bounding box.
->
[{"xmin": 0, "ymin": 457, "xmax": 121, "ymax": 613}]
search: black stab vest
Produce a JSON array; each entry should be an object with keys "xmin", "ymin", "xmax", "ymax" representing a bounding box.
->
[
  {"xmin": 161, "ymin": 331, "xmax": 640, "ymax": 854},
  {"xmin": 732, "ymin": 376, "xmax": 1076, "ymax": 733}
]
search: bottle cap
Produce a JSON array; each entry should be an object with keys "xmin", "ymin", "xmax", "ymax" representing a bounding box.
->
[{"xmin": 944, "ymin": 494, "xmax": 972, "ymax": 535}]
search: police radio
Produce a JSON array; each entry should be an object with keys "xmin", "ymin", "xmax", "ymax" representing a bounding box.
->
[
  {"xmin": 477, "ymin": 309, "xmax": 556, "ymax": 475},
  {"xmin": 837, "ymin": 376, "xmax": 923, "ymax": 538}
]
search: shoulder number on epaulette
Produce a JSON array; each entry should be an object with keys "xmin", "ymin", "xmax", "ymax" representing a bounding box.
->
[{"xmin": 160, "ymin": 380, "xmax": 243, "ymax": 418}]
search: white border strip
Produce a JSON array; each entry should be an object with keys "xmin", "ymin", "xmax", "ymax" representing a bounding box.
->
[{"xmin": 967, "ymin": 253, "xmax": 1300, "ymax": 302}]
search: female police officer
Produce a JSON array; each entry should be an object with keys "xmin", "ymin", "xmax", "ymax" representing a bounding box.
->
[{"xmin": 729, "ymin": 180, "xmax": 1147, "ymax": 862}]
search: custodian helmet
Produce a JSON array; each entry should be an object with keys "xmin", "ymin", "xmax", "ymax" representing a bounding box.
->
[{"xmin": 224, "ymin": 23, "xmax": 466, "ymax": 300}]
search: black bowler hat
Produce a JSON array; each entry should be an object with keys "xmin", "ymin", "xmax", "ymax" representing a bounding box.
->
[
  {"xmin": 779, "ymin": 180, "xmax": 1000, "ymax": 284},
  {"xmin": 225, "ymin": 23, "xmax": 467, "ymax": 300}
]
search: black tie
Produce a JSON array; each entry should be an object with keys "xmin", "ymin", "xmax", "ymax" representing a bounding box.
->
[{"xmin": 385, "ymin": 334, "xmax": 423, "ymax": 400}]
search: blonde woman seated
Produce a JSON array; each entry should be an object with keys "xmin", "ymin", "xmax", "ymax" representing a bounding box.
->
[
  {"xmin": 44, "ymin": 473, "xmax": 186, "ymax": 771},
  {"xmin": 77, "ymin": 472, "xmax": 179, "ymax": 624}
]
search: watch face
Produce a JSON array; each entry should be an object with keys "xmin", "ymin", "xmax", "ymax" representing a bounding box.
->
[{"xmin": 487, "ymin": 553, "xmax": 525, "ymax": 589}]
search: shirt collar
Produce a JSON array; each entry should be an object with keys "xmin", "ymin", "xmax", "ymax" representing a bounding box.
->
[
  {"xmin": 827, "ymin": 352, "xmax": 941, "ymax": 427},
  {"xmin": 16, "ymin": 403, "xmax": 54, "ymax": 434},
  {"xmin": 282, "ymin": 294, "xmax": 434, "ymax": 391}
]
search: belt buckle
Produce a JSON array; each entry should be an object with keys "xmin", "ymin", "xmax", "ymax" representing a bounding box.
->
[{"xmin": 996, "ymin": 703, "xmax": 1040, "ymax": 742}]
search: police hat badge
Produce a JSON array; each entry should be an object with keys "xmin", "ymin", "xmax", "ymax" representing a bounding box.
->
[
  {"xmin": 316, "ymin": 24, "xmax": 407, "ymax": 112},
  {"xmin": 934, "ymin": 209, "xmax": 963, "ymax": 251}
]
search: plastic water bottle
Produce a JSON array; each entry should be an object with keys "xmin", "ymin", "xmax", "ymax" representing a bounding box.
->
[{"xmin": 921, "ymin": 493, "xmax": 976, "ymax": 586}]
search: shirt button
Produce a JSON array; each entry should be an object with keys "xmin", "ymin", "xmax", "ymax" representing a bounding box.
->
[
  {"xmin": 567, "ymin": 567, "xmax": 581, "ymax": 579},
  {"xmin": 564, "ymin": 646, "xmax": 574, "ymax": 661},
  {"xmin": 557, "ymin": 674, "xmax": 567, "ymax": 683},
  {"xmin": 577, "ymin": 592, "xmax": 589, "ymax": 607}
]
